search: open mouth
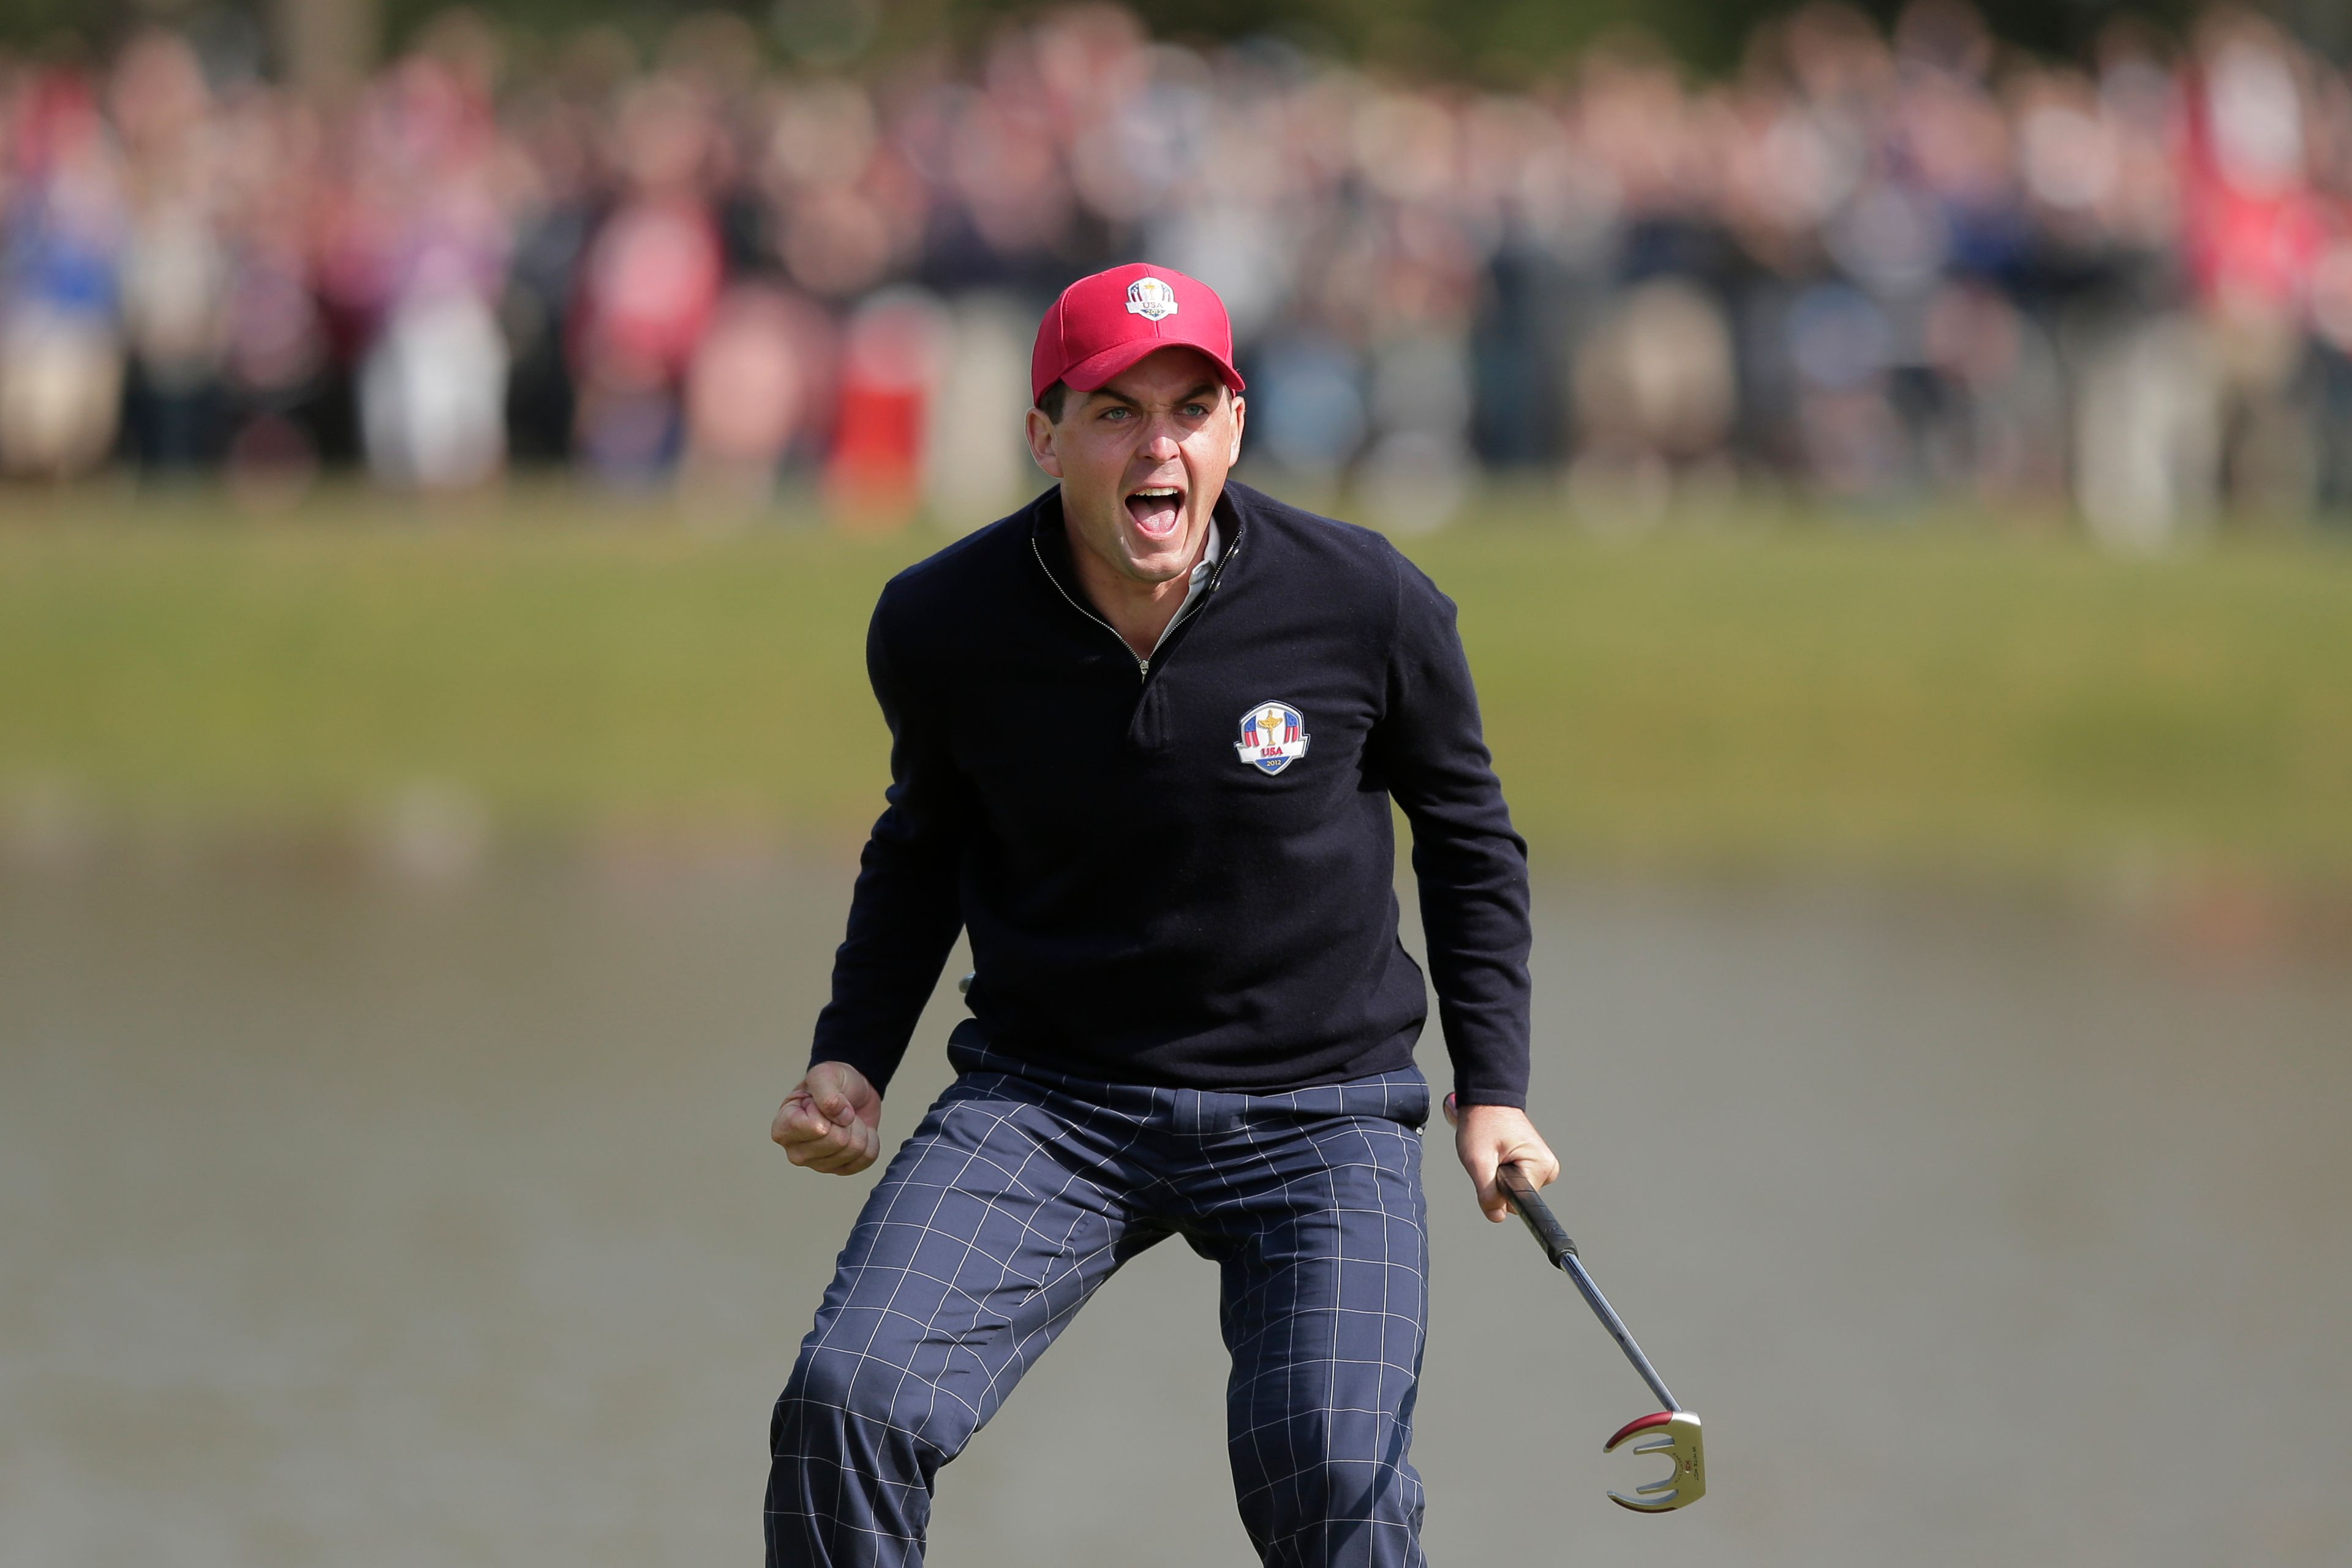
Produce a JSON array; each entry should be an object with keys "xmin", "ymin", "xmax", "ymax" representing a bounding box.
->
[{"xmin": 1123, "ymin": 484, "xmax": 1185, "ymax": 540}]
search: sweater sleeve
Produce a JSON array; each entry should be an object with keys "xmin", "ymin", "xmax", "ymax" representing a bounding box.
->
[
  {"xmin": 807, "ymin": 593, "xmax": 968, "ymax": 1096},
  {"xmin": 1377, "ymin": 553, "xmax": 1534, "ymax": 1108}
]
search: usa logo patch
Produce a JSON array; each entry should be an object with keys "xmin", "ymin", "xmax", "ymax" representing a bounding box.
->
[
  {"xmin": 1125, "ymin": 276, "xmax": 1180, "ymax": 321},
  {"xmin": 1234, "ymin": 701, "xmax": 1310, "ymax": 775}
]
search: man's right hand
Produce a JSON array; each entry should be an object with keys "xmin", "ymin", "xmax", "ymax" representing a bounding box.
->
[{"xmin": 772, "ymin": 1061, "xmax": 884, "ymax": 1175}]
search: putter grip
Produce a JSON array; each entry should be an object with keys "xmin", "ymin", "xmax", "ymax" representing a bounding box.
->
[{"xmin": 1499, "ymin": 1161, "xmax": 1578, "ymax": 1268}]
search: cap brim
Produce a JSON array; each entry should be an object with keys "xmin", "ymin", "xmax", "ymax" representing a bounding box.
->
[{"xmin": 1060, "ymin": 338, "xmax": 1246, "ymax": 397}]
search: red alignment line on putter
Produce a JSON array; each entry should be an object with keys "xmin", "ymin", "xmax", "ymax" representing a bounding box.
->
[{"xmin": 1604, "ymin": 1411, "xmax": 1677, "ymax": 1452}]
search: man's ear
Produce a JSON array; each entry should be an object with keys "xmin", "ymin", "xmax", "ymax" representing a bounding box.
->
[
  {"xmin": 1025, "ymin": 407, "xmax": 1064, "ymax": 479},
  {"xmin": 1226, "ymin": 394, "xmax": 1245, "ymax": 467}
]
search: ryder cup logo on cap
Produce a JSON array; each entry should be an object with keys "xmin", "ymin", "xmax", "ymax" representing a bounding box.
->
[
  {"xmin": 1125, "ymin": 276, "xmax": 1180, "ymax": 321},
  {"xmin": 1235, "ymin": 702, "xmax": 1310, "ymax": 775},
  {"xmin": 1031, "ymin": 263, "xmax": 1246, "ymax": 404}
]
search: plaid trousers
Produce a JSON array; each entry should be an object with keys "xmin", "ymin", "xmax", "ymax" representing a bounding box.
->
[{"xmin": 766, "ymin": 1038, "xmax": 1433, "ymax": 1568}]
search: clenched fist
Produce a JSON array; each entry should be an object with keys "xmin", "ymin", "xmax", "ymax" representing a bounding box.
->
[{"xmin": 772, "ymin": 1061, "xmax": 884, "ymax": 1175}]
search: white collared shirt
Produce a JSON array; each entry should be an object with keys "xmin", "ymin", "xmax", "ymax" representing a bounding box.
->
[
  {"xmin": 1180, "ymin": 519, "xmax": 1223, "ymax": 614},
  {"xmin": 1154, "ymin": 520, "xmax": 1222, "ymax": 655}
]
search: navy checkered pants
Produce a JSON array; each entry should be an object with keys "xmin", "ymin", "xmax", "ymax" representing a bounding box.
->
[{"xmin": 766, "ymin": 1039, "xmax": 1432, "ymax": 1567}]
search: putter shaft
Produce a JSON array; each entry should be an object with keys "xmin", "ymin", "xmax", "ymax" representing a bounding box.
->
[{"xmin": 1498, "ymin": 1162, "xmax": 1679, "ymax": 1414}]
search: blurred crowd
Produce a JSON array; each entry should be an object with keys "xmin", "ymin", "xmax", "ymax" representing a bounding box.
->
[{"xmin": 6, "ymin": 2, "xmax": 2352, "ymax": 540}]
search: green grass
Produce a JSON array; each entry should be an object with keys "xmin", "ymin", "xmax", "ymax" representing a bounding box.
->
[{"xmin": 5, "ymin": 485, "xmax": 2351, "ymax": 881}]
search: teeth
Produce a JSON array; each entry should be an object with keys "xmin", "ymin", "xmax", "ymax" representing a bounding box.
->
[{"xmin": 1134, "ymin": 488, "xmax": 1180, "ymax": 498}]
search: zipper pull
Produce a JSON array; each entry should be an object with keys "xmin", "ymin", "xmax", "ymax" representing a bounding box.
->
[{"xmin": 1137, "ymin": 658, "xmax": 1150, "ymax": 679}]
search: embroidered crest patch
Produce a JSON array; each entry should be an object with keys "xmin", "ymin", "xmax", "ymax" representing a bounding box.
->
[
  {"xmin": 1234, "ymin": 701, "xmax": 1310, "ymax": 775},
  {"xmin": 1125, "ymin": 276, "xmax": 1180, "ymax": 322}
]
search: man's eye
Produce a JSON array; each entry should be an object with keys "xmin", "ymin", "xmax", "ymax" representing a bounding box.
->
[
  {"xmin": 1183, "ymin": 404, "xmax": 1208, "ymax": 417},
  {"xmin": 1101, "ymin": 407, "xmax": 1131, "ymax": 421}
]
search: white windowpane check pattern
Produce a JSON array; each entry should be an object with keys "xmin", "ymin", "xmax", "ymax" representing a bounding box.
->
[{"xmin": 767, "ymin": 1042, "xmax": 1432, "ymax": 1567}]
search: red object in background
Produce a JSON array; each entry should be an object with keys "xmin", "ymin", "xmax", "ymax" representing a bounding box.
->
[
  {"xmin": 2184, "ymin": 181, "xmax": 2327, "ymax": 311},
  {"xmin": 828, "ymin": 383, "xmax": 924, "ymax": 521},
  {"xmin": 2177, "ymin": 51, "xmax": 2327, "ymax": 312},
  {"xmin": 7, "ymin": 67, "xmax": 104, "ymax": 177},
  {"xmin": 571, "ymin": 197, "xmax": 725, "ymax": 382},
  {"xmin": 685, "ymin": 285, "xmax": 834, "ymax": 469},
  {"xmin": 827, "ymin": 292, "xmax": 944, "ymax": 529}
]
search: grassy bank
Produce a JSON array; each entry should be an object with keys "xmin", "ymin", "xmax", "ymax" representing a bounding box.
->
[{"xmin": 5, "ymin": 489, "xmax": 2351, "ymax": 881}]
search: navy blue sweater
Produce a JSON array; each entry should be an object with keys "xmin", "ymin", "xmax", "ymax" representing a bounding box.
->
[{"xmin": 810, "ymin": 479, "xmax": 1532, "ymax": 1107}]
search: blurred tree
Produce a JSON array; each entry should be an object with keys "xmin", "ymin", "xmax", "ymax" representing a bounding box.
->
[
  {"xmin": 276, "ymin": 0, "xmax": 379, "ymax": 92},
  {"xmin": 0, "ymin": 0, "xmax": 2257, "ymax": 81},
  {"xmin": 0, "ymin": 0, "xmax": 134, "ymax": 55},
  {"xmin": 383, "ymin": 0, "xmax": 2222, "ymax": 78},
  {"xmin": 962, "ymin": 0, "xmax": 2213, "ymax": 76}
]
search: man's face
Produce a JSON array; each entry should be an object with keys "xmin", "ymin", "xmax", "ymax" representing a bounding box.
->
[{"xmin": 1025, "ymin": 347, "xmax": 1245, "ymax": 587}]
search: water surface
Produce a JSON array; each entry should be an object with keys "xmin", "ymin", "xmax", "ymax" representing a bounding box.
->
[{"xmin": 3, "ymin": 861, "xmax": 2345, "ymax": 1566}]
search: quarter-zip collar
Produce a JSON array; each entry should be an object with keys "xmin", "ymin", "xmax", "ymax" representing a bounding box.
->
[{"xmin": 1028, "ymin": 484, "xmax": 1246, "ymax": 680}]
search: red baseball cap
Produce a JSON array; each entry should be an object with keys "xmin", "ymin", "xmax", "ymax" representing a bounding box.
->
[{"xmin": 1030, "ymin": 263, "xmax": 1246, "ymax": 405}]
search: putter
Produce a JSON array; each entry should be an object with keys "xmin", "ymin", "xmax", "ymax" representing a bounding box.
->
[{"xmin": 1449, "ymin": 1096, "xmax": 1705, "ymax": 1513}]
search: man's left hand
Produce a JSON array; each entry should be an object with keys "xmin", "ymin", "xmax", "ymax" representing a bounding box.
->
[{"xmin": 1442, "ymin": 1091, "xmax": 1560, "ymax": 1223}]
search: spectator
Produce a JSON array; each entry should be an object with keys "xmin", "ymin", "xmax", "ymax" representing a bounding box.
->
[
  {"xmin": 1, "ymin": 67, "xmax": 127, "ymax": 479},
  {"xmin": 1, "ymin": 1, "xmax": 2348, "ymax": 541}
]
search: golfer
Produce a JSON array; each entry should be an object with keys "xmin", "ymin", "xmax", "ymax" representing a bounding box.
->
[{"xmin": 766, "ymin": 263, "xmax": 1558, "ymax": 1568}]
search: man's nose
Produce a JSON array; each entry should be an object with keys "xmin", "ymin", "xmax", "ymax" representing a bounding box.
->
[{"xmin": 1140, "ymin": 424, "xmax": 1182, "ymax": 461}]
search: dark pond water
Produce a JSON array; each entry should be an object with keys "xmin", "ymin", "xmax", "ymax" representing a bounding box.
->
[{"xmin": 4, "ymin": 859, "xmax": 2345, "ymax": 1566}]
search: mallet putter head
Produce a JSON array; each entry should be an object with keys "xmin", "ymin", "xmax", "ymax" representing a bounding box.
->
[{"xmin": 1602, "ymin": 1411, "xmax": 1705, "ymax": 1512}]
